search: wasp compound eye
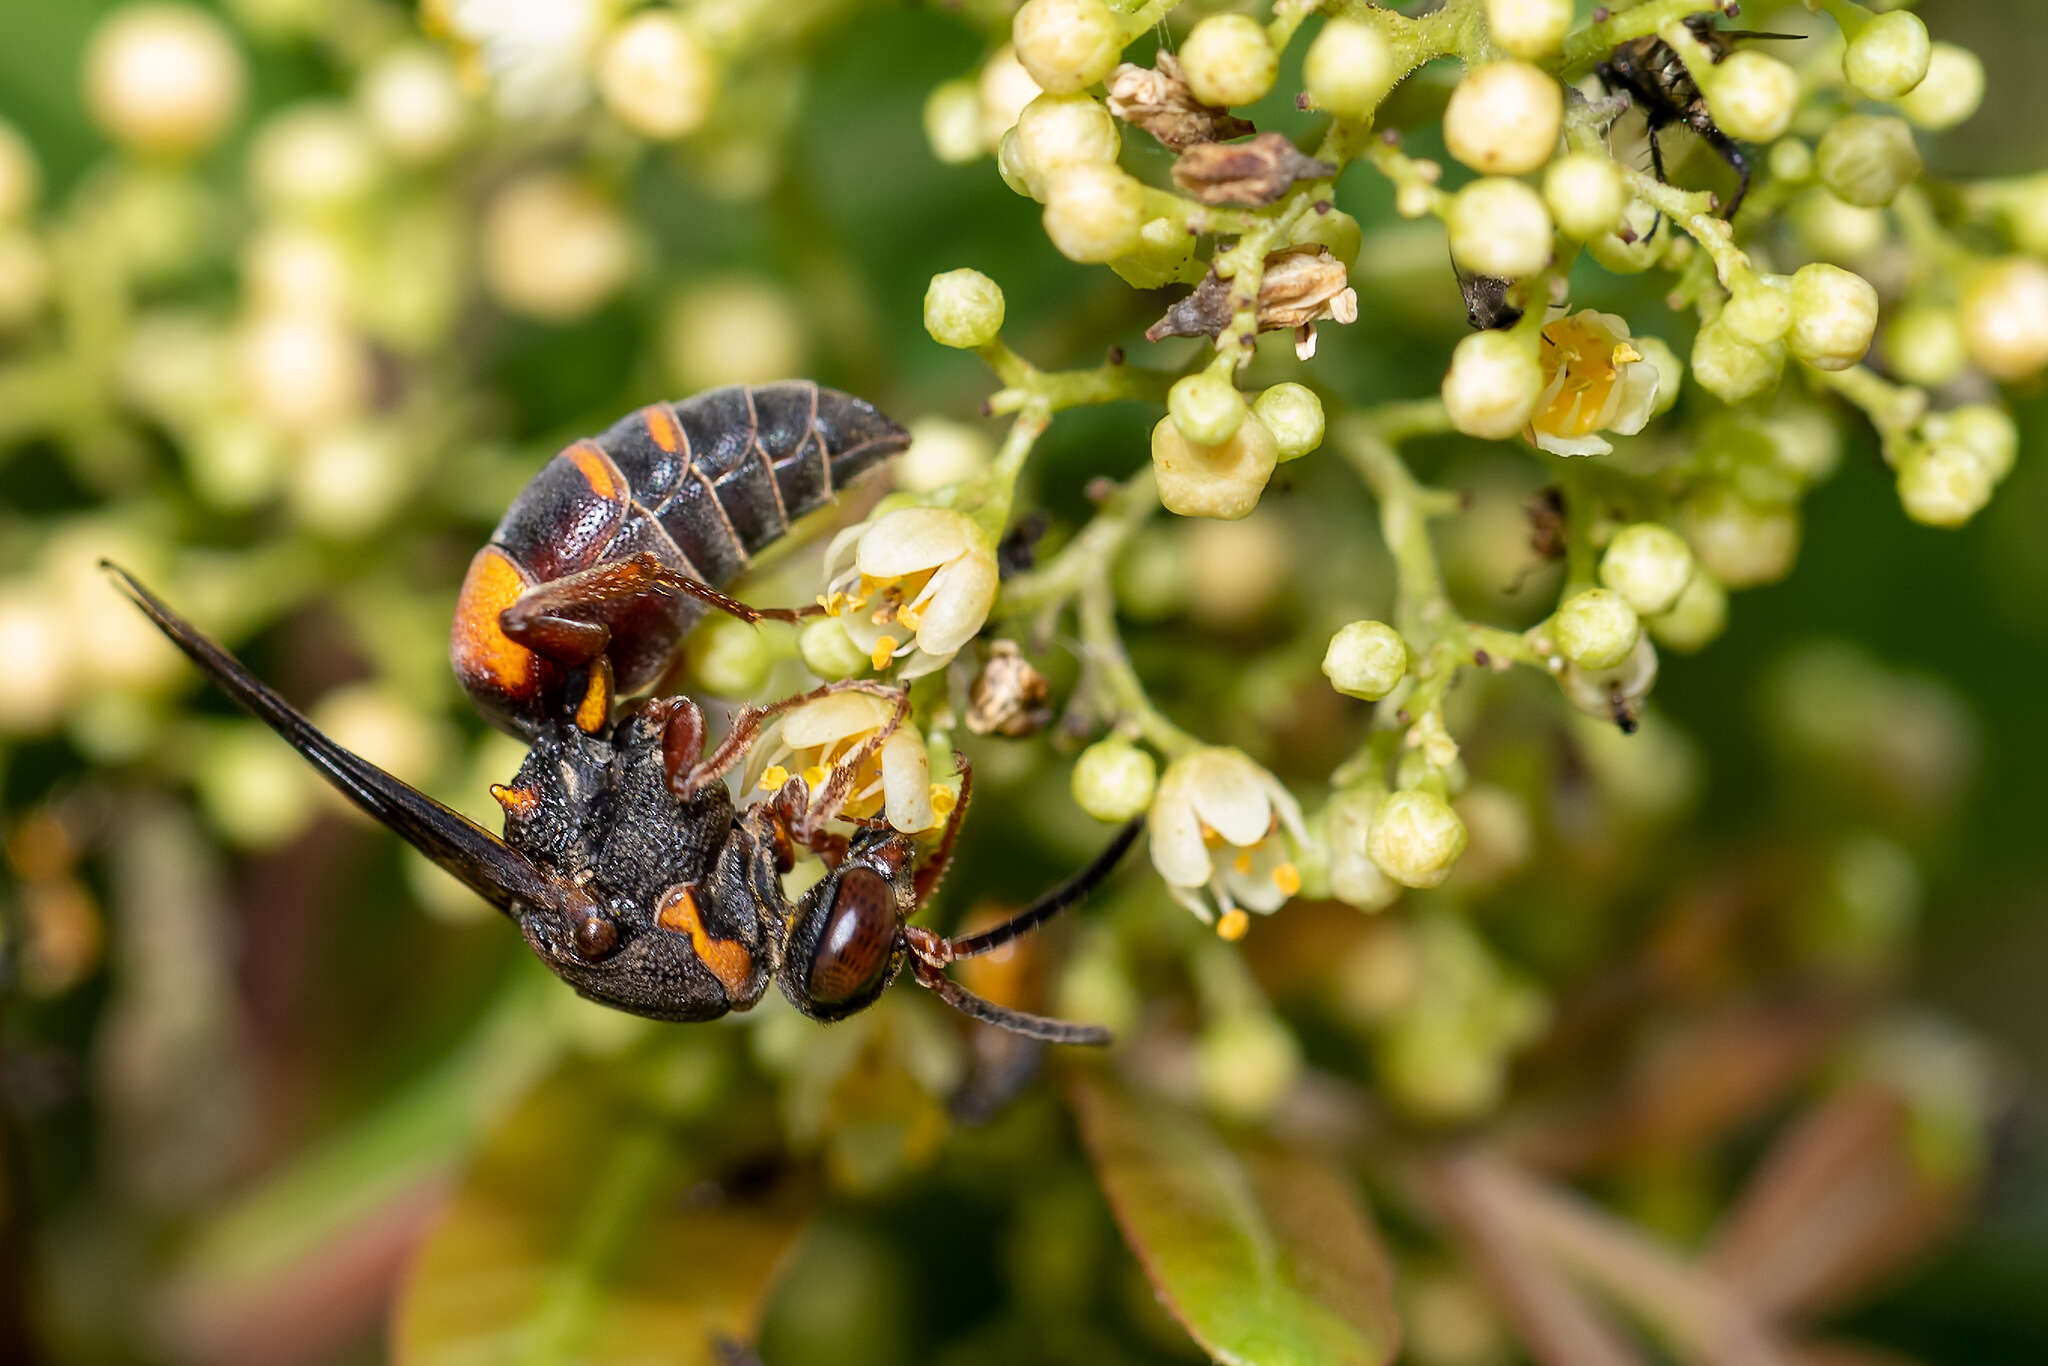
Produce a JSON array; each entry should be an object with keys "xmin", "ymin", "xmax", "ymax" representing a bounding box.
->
[
  {"xmin": 807, "ymin": 866, "xmax": 898, "ymax": 1007},
  {"xmin": 574, "ymin": 913, "xmax": 621, "ymax": 961}
]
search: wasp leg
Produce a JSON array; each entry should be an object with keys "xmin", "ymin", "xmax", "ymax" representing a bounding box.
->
[
  {"xmin": 671, "ymin": 679, "xmax": 908, "ymax": 808},
  {"xmin": 500, "ymin": 552, "xmax": 824, "ymax": 666}
]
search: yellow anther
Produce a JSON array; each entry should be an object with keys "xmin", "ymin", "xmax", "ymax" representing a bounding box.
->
[
  {"xmin": 1232, "ymin": 851, "xmax": 1254, "ymax": 875},
  {"xmin": 758, "ymin": 764, "xmax": 791, "ymax": 792},
  {"xmin": 1216, "ymin": 908, "xmax": 1250, "ymax": 941},
  {"xmin": 801, "ymin": 765, "xmax": 829, "ymax": 791},
  {"xmin": 870, "ymin": 635, "xmax": 899, "ymax": 670},
  {"xmin": 817, "ymin": 591, "xmax": 844, "ymax": 616},
  {"xmin": 1612, "ymin": 341, "xmax": 1643, "ymax": 366},
  {"xmin": 929, "ymin": 784, "xmax": 957, "ymax": 816},
  {"xmin": 1272, "ymin": 862, "xmax": 1302, "ymax": 898},
  {"xmin": 1200, "ymin": 822, "xmax": 1222, "ymax": 847},
  {"xmin": 897, "ymin": 598, "xmax": 926, "ymax": 632}
]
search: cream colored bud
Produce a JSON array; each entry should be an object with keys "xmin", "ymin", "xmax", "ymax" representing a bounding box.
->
[
  {"xmin": 1684, "ymin": 487, "xmax": 1800, "ymax": 589},
  {"xmin": 598, "ymin": 11, "xmax": 717, "ymax": 140},
  {"xmin": 289, "ymin": 425, "xmax": 409, "ymax": 539},
  {"xmin": 1486, "ymin": 0, "xmax": 1573, "ymax": 59},
  {"xmin": 1012, "ymin": 0, "xmax": 1122, "ymax": 96},
  {"xmin": 924, "ymin": 78, "xmax": 984, "ymax": 164},
  {"xmin": 798, "ymin": 618, "xmax": 869, "ymax": 681},
  {"xmin": 1703, "ymin": 50, "xmax": 1800, "ymax": 144},
  {"xmin": 1150, "ymin": 414, "xmax": 1278, "ymax": 520},
  {"xmin": 896, "ymin": 417, "xmax": 992, "ymax": 493},
  {"xmin": 978, "ymin": 45, "xmax": 1043, "ymax": 144},
  {"xmin": 1072, "ymin": 738, "xmax": 1157, "ymax": 823},
  {"xmin": 1040, "ymin": 163, "xmax": 1143, "ymax": 263},
  {"xmin": 1691, "ymin": 318, "xmax": 1784, "ymax": 404},
  {"xmin": 1014, "ymin": 92, "xmax": 1120, "ymax": 192},
  {"xmin": 250, "ymin": 104, "xmax": 380, "ymax": 217},
  {"xmin": 1552, "ymin": 589, "xmax": 1640, "ymax": 671},
  {"xmin": 1254, "ymin": 383, "xmax": 1324, "ymax": 462},
  {"xmin": 1443, "ymin": 329, "xmax": 1544, "ymax": 439},
  {"xmin": 1448, "ymin": 178, "xmax": 1553, "ymax": 279},
  {"xmin": 1788, "ymin": 263, "xmax": 1880, "ymax": 371},
  {"xmin": 1367, "ymin": 790, "xmax": 1468, "ymax": 889},
  {"xmin": 1791, "ymin": 190, "xmax": 1888, "ymax": 262},
  {"xmin": 1925, "ymin": 405, "xmax": 2018, "ymax": 485},
  {"xmin": 1723, "ymin": 277, "xmax": 1793, "ymax": 348},
  {"xmin": 1899, "ymin": 43, "xmax": 1983, "ymax": 131},
  {"xmin": 1648, "ymin": 568, "xmax": 1728, "ymax": 654},
  {"xmin": 239, "ymin": 311, "xmax": 369, "ymax": 432},
  {"xmin": 1961, "ymin": 258, "xmax": 2048, "ymax": 382},
  {"xmin": 1544, "ymin": 153, "xmax": 1627, "ymax": 241},
  {"xmin": 1168, "ymin": 372, "xmax": 1246, "ymax": 448},
  {"xmin": 1817, "ymin": 115, "xmax": 1921, "ymax": 209},
  {"xmin": 1897, "ymin": 440, "xmax": 1995, "ymax": 529},
  {"xmin": 1179, "ymin": 14, "xmax": 1277, "ymax": 108},
  {"xmin": 481, "ymin": 172, "xmax": 633, "ymax": 321},
  {"xmin": 84, "ymin": 4, "xmax": 245, "ymax": 156},
  {"xmin": 1843, "ymin": 12, "xmax": 1931, "ymax": 101},
  {"xmin": 1323, "ymin": 621, "xmax": 1408, "ymax": 700},
  {"xmin": 1444, "ymin": 62, "xmax": 1562, "ymax": 176},
  {"xmin": 1600, "ymin": 523, "xmax": 1694, "ymax": 617},
  {"xmin": 357, "ymin": 46, "xmax": 467, "ymax": 165},
  {"xmin": 924, "ymin": 268, "xmax": 1006, "ymax": 349},
  {"xmin": 1303, "ymin": 20, "xmax": 1396, "ymax": 121},
  {"xmin": 662, "ymin": 277, "xmax": 805, "ymax": 389}
]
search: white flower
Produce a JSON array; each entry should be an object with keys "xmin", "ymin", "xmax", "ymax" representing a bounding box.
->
[
  {"xmin": 822, "ymin": 507, "xmax": 999, "ymax": 679},
  {"xmin": 443, "ymin": 0, "xmax": 613, "ymax": 120},
  {"xmin": 1527, "ymin": 310, "xmax": 1661, "ymax": 457},
  {"xmin": 1148, "ymin": 748, "xmax": 1308, "ymax": 936},
  {"xmin": 743, "ymin": 691, "xmax": 944, "ymax": 834}
]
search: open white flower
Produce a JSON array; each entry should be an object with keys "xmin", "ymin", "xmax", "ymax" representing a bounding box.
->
[
  {"xmin": 822, "ymin": 507, "xmax": 999, "ymax": 679},
  {"xmin": 743, "ymin": 691, "xmax": 945, "ymax": 835},
  {"xmin": 1148, "ymin": 747, "xmax": 1308, "ymax": 937},
  {"xmin": 442, "ymin": 0, "xmax": 611, "ymax": 120},
  {"xmin": 1527, "ymin": 310, "xmax": 1661, "ymax": 457}
]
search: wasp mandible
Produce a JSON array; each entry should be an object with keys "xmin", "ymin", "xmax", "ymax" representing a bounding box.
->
[{"xmin": 109, "ymin": 384, "xmax": 1135, "ymax": 1044}]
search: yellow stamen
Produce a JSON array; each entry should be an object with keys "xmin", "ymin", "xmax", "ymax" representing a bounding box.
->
[
  {"xmin": 758, "ymin": 764, "xmax": 792, "ymax": 792},
  {"xmin": 1200, "ymin": 822, "xmax": 1222, "ymax": 847},
  {"xmin": 1232, "ymin": 851, "xmax": 1254, "ymax": 875},
  {"xmin": 1216, "ymin": 908, "xmax": 1250, "ymax": 941},
  {"xmin": 1612, "ymin": 341, "xmax": 1643, "ymax": 366},
  {"xmin": 870, "ymin": 635, "xmax": 899, "ymax": 670},
  {"xmin": 1272, "ymin": 862, "xmax": 1302, "ymax": 898},
  {"xmin": 929, "ymin": 784, "xmax": 957, "ymax": 816},
  {"xmin": 801, "ymin": 765, "xmax": 829, "ymax": 791},
  {"xmin": 897, "ymin": 598, "xmax": 926, "ymax": 633},
  {"xmin": 817, "ymin": 591, "xmax": 841, "ymax": 616}
]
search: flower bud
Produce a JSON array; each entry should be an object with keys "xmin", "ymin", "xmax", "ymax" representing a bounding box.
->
[
  {"xmin": 995, "ymin": 127, "xmax": 1034, "ymax": 198},
  {"xmin": 1926, "ymin": 404, "xmax": 2018, "ymax": 485},
  {"xmin": 1107, "ymin": 215, "xmax": 1197, "ymax": 289},
  {"xmin": 896, "ymin": 416, "xmax": 992, "ymax": 493},
  {"xmin": 598, "ymin": 10, "xmax": 717, "ymax": 140},
  {"xmin": 1179, "ymin": 14, "xmax": 1277, "ymax": 108},
  {"xmin": 924, "ymin": 268, "xmax": 1006, "ymax": 348},
  {"xmin": 1014, "ymin": 92, "xmax": 1119, "ymax": 193},
  {"xmin": 1684, "ymin": 487, "xmax": 1800, "ymax": 589},
  {"xmin": 1961, "ymin": 258, "xmax": 2048, "ymax": 381},
  {"xmin": 1843, "ymin": 11, "xmax": 1931, "ymax": 101},
  {"xmin": 1254, "ymin": 383, "xmax": 1324, "ymax": 462},
  {"xmin": 1290, "ymin": 205, "xmax": 1363, "ymax": 268},
  {"xmin": 1586, "ymin": 200, "xmax": 1664, "ymax": 275},
  {"xmin": 1448, "ymin": 178, "xmax": 1553, "ymax": 280},
  {"xmin": 250, "ymin": 104, "xmax": 380, "ymax": 218},
  {"xmin": 357, "ymin": 47, "xmax": 466, "ymax": 166},
  {"xmin": 1817, "ymin": 115, "xmax": 1922, "ymax": 209},
  {"xmin": 0, "ymin": 123, "xmax": 39, "ymax": 223},
  {"xmin": 1367, "ymin": 790, "xmax": 1468, "ymax": 889},
  {"xmin": 0, "ymin": 230, "xmax": 51, "ymax": 332},
  {"xmin": 84, "ymin": 4, "xmax": 245, "ymax": 156},
  {"xmin": 1323, "ymin": 789, "xmax": 1402, "ymax": 912},
  {"xmin": 923, "ymin": 78, "xmax": 984, "ymax": 164},
  {"xmin": 1323, "ymin": 621, "xmax": 1408, "ymax": 701},
  {"xmin": 1723, "ymin": 277, "xmax": 1792, "ymax": 347},
  {"xmin": 239, "ymin": 311, "xmax": 369, "ymax": 432},
  {"xmin": 1599, "ymin": 523, "xmax": 1694, "ymax": 617},
  {"xmin": 661, "ymin": 277, "xmax": 804, "ymax": 390},
  {"xmin": 1787, "ymin": 262, "xmax": 1880, "ymax": 371},
  {"xmin": 1072, "ymin": 737, "xmax": 1158, "ymax": 823},
  {"xmin": 1899, "ymin": 43, "xmax": 1984, "ymax": 131},
  {"xmin": 481, "ymin": 172, "xmax": 632, "ymax": 321},
  {"xmin": 1648, "ymin": 568, "xmax": 1728, "ymax": 654},
  {"xmin": 1559, "ymin": 635, "xmax": 1658, "ymax": 726},
  {"xmin": 1168, "ymin": 372, "xmax": 1246, "ymax": 447},
  {"xmin": 1790, "ymin": 190, "xmax": 1888, "ymax": 262},
  {"xmin": 1196, "ymin": 1010, "xmax": 1302, "ymax": 1124},
  {"xmin": 1702, "ymin": 50, "xmax": 1800, "ymax": 143},
  {"xmin": 1444, "ymin": 62, "xmax": 1562, "ymax": 176},
  {"xmin": 198, "ymin": 723, "xmax": 316, "ymax": 847},
  {"xmin": 1552, "ymin": 589, "xmax": 1640, "ymax": 671},
  {"xmin": 1150, "ymin": 414, "xmax": 1279, "ymax": 520},
  {"xmin": 1544, "ymin": 153, "xmax": 1627, "ymax": 241},
  {"xmin": 683, "ymin": 613, "xmax": 772, "ymax": 699},
  {"xmin": 1897, "ymin": 440, "xmax": 1995, "ymax": 529},
  {"xmin": 799, "ymin": 617, "xmax": 869, "ymax": 680},
  {"xmin": 1040, "ymin": 163, "xmax": 1144, "ymax": 262},
  {"xmin": 978, "ymin": 45, "xmax": 1043, "ymax": 144},
  {"xmin": 1443, "ymin": 329, "xmax": 1544, "ymax": 440},
  {"xmin": 1691, "ymin": 318, "xmax": 1784, "ymax": 404},
  {"xmin": 1012, "ymin": 0, "xmax": 1123, "ymax": 95},
  {"xmin": 1886, "ymin": 304, "xmax": 1967, "ymax": 388},
  {"xmin": 1485, "ymin": 0, "xmax": 1572, "ymax": 59},
  {"xmin": 1302, "ymin": 19, "xmax": 1396, "ymax": 121}
]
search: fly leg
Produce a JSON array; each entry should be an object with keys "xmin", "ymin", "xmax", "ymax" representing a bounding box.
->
[{"xmin": 1699, "ymin": 123, "xmax": 1752, "ymax": 219}]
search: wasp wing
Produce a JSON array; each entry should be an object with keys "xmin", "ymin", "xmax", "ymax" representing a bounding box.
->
[{"xmin": 105, "ymin": 562, "xmax": 570, "ymax": 918}]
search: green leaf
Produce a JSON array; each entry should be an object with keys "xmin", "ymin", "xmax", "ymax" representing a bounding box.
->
[
  {"xmin": 394, "ymin": 1060, "xmax": 808, "ymax": 1366},
  {"xmin": 1070, "ymin": 1071, "xmax": 1400, "ymax": 1366}
]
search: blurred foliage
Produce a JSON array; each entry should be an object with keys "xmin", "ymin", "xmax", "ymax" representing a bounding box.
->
[{"xmin": 1, "ymin": 2, "xmax": 2046, "ymax": 1365}]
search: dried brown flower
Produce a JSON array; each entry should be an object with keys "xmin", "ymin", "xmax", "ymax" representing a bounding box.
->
[
  {"xmin": 966, "ymin": 641, "xmax": 1053, "ymax": 738},
  {"xmin": 1105, "ymin": 53, "xmax": 1255, "ymax": 151},
  {"xmin": 1145, "ymin": 244, "xmax": 1360, "ymax": 359},
  {"xmin": 1170, "ymin": 132, "xmax": 1336, "ymax": 207}
]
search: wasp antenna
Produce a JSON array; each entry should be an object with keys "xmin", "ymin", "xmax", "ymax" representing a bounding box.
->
[
  {"xmin": 926, "ymin": 817, "xmax": 1142, "ymax": 964},
  {"xmin": 910, "ymin": 960, "xmax": 1111, "ymax": 1046},
  {"xmin": 102, "ymin": 562, "xmax": 569, "ymax": 917}
]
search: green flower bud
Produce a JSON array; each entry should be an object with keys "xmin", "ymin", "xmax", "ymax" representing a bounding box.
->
[
  {"xmin": 1014, "ymin": 91, "xmax": 1119, "ymax": 194},
  {"xmin": 1448, "ymin": 177, "xmax": 1554, "ymax": 279},
  {"xmin": 1817, "ymin": 115, "xmax": 1922, "ymax": 209},
  {"xmin": 1377, "ymin": 1009, "xmax": 1505, "ymax": 1121},
  {"xmin": 1898, "ymin": 439, "xmax": 1996, "ymax": 529},
  {"xmin": 1552, "ymin": 588, "xmax": 1640, "ymax": 671},
  {"xmin": 685, "ymin": 613, "xmax": 772, "ymax": 698},
  {"xmin": 1289, "ymin": 205, "xmax": 1364, "ymax": 268},
  {"xmin": 896, "ymin": 416, "xmax": 992, "ymax": 493},
  {"xmin": 1011, "ymin": 0, "xmax": 1122, "ymax": 95},
  {"xmin": 1723, "ymin": 276, "xmax": 1793, "ymax": 347},
  {"xmin": 1691, "ymin": 318, "xmax": 1785, "ymax": 404},
  {"xmin": 1303, "ymin": 19, "xmax": 1396, "ymax": 121},
  {"xmin": 1253, "ymin": 382, "xmax": 1325, "ymax": 462},
  {"xmin": 1485, "ymin": 0, "xmax": 1573, "ymax": 60},
  {"xmin": 923, "ymin": 268, "xmax": 1006, "ymax": 349},
  {"xmin": 1444, "ymin": 62, "xmax": 1562, "ymax": 177},
  {"xmin": 1151, "ymin": 414, "xmax": 1279, "ymax": 521},
  {"xmin": 1367, "ymin": 789, "xmax": 1468, "ymax": 889},
  {"xmin": 1886, "ymin": 303, "xmax": 1967, "ymax": 388},
  {"xmin": 1559, "ymin": 635, "xmax": 1658, "ymax": 725},
  {"xmin": 1926, "ymin": 404, "xmax": 2018, "ymax": 485},
  {"xmin": 1442, "ymin": 329, "xmax": 1544, "ymax": 439},
  {"xmin": 0, "ymin": 229, "xmax": 50, "ymax": 332},
  {"xmin": 1323, "ymin": 620, "xmax": 1409, "ymax": 700},
  {"xmin": 1072, "ymin": 737, "xmax": 1158, "ymax": 823},
  {"xmin": 1788, "ymin": 262, "xmax": 1880, "ymax": 371},
  {"xmin": 800, "ymin": 617, "xmax": 870, "ymax": 680},
  {"xmin": 923, "ymin": 77, "xmax": 985, "ymax": 164},
  {"xmin": 1196, "ymin": 1010, "xmax": 1302, "ymax": 1124},
  {"xmin": 1544, "ymin": 153, "xmax": 1627, "ymax": 241},
  {"xmin": 1648, "ymin": 568, "xmax": 1728, "ymax": 654},
  {"xmin": 1771, "ymin": 137, "xmax": 1815, "ymax": 184},
  {"xmin": 1324, "ymin": 789, "xmax": 1402, "ymax": 912},
  {"xmin": 1168, "ymin": 371, "xmax": 1247, "ymax": 448},
  {"xmin": 198, "ymin": 723, "xmax": 316, "ymax": 848},
  {"xmin": 1702, "ymin": 50, "xmax": 1800, "ymax": 143},
  {"xmin": 1843, "ymin": 11, "xmax": 1931, "ymax": 101},
  {"xmin": 1180, "ymin": 14, "xmax": 1277, "ymax": 108},
  {"xmin": 1899, "ymin": 43, "xmax": 1984, "ymax": 131},
  {"xmin": 1684, "ymin": 487, "xmax": 1800, "ymax": 589},
  {"xmin": 1599, "ymin": 523, "xmax": 1695, "ymax": 617},
  {"xmin": 1040, "ymin": 163, "xmax": 1144, "ymax": 263},
  {"xmin": 1586, "ymin": 200, "xmax": 1664, "ymax": 275}
]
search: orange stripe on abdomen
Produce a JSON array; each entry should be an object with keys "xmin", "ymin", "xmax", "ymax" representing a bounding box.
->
[{"xmin": 451, "ymin": 546, "xmax": 547, "ymax": 732}]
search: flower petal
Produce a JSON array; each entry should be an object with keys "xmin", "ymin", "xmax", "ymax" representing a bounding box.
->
[
  {"xmin": 1185, "ymin": 749, "xmax": 1278, "ymax": 849},
  {"xmin": 880, "ymin": 726, "xmax": 933, "ymax": 832},
  {"xmin": 1148, "ymin": 761, "xmax": 1214, "ymax": 888},
  {"xmin": 1608, "ymin": 360, "xmax": 1661, "ymax": 436},
  {"xmin": 781, "ymin": 690, "xmax": 894, "ymax": 748},
  {"xmin": 855, "ymin": 507, "xmax": 978, "ymax": 578},
  {"xmin": 912, "ymin": 552, "xmax": 998, "ymax": 657},
  {"xmin": 1531, "ymin": 428, "xmax": 1613, "ymax": 457}
]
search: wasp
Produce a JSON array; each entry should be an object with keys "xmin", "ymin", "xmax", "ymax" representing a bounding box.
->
[
  {"xmin": 108, "ymin": 384, "xmax": 1136, "ymax": 1044},
  {"xmin": 1597, "ymin": 13, "xmax": 1800, "ymax": 221}
]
